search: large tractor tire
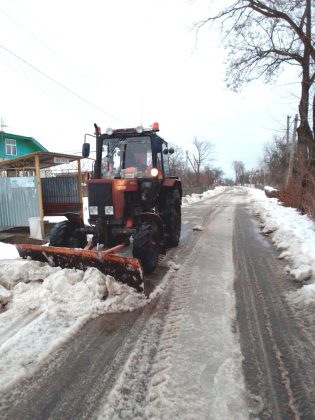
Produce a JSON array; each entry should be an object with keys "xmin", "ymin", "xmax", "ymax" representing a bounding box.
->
[
  {"xmin": 132, "ymin": 221, "xmax": 160, "ymax": 274},
  {"xmin": 49, "ymin": 220, "xmax": 87, "ymax": 248},
  {"xmin": 158, "ymin": 189, "xmax": 181, "ymax": 247}
]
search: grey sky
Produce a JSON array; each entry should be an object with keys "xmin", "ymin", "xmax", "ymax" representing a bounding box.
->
[{"xmin": 0, "ymin": 0, "xmax": 300, "ymax": 178}]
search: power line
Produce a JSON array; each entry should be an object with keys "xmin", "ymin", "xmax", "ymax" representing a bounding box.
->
[
  {"xmin": 0, "ymin": 5, "xmax": 105, "ymax": 92},
  {"xmin": 0, "ymin": 54, "xmax": 92, "ymax": 124},
  {"xmin": 0, "ymin": 44, "xmax": 129, "ymax": 126}
]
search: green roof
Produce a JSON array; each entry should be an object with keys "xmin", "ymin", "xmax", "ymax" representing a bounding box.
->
[{"xmin": 1, "ymin": 131, "xmax": 48, "ymax": 152}]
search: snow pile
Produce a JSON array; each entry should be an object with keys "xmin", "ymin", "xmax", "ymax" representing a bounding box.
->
[
  {"xmin": 0, "ymin": 258, "xmax": 150, "ymax": 391},
  {"xmin": 0, "ymin": 259, "xmax": 57, "ymax": 289},
  {"xmin": 264, "ymin": 185, "xmax": 278, "ymax": 192},
  {"xmin": 248, "ymin": 188, "xmax": 315, "ymax": 306},
  {"xmin": 0, "ymin": 241, "xmax": 19, "ymax": 259},
  {"xmin": 182, "ymin": 186, "xmax": 226, "ymax": 206}
]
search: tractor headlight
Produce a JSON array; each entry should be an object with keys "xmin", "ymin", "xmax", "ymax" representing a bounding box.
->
[
  {"xmin": 150, "ymin": 168, "xmax": 159, "ymax": 177},
  {"xmin": 89, "ymin": 206, "xmax": 98, "ymax": 215},
  {"xmin": 105, "ymin": 206, "xmax": 114, "ymax": 215}
]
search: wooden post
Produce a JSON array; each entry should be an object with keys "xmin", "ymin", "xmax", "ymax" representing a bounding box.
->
[
  {"xmin": 34, "ymin": 153, "xmax": 44, "ymax": 239},
  {"xmin": 76, "ymin": 158, "xmax": 84, "ymax": 221}
]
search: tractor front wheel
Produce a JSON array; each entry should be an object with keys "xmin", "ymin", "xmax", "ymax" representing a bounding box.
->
[
  {"xmin": 132, "ymin": 221, "xmax": 160, "ymax": 274},
  {"xmin": 49, "ymin": 220, "xmax": 87, "ymax": 248}
]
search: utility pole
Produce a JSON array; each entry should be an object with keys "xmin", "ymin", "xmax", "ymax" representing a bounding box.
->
[
  {"xmin": 286, "ymin": 115, "xmax": 291, "ymax": 144},
  {"xmin": 186, "ymin": 150, "xmax": 195, "ymax": 171}
]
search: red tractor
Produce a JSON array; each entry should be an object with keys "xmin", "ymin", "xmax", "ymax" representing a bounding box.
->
[{"xmin": 17, "ymin": 123, "xmax": 182, "ymax": 291}]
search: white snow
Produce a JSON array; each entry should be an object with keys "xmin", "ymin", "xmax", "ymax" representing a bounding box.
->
[
  {"xmin": 0, "ymin": 263, "xmax": 153, "ymax": 390},
  {"xmin": 182, "ymin": 186, "xmax": 225, "ymax": 206},
  {"xmin": 264, "ymin": 185, "xmax": 278, "ymax": 192},
  {"xmin": 0, "ymin": 241, "xmax": 19, "ymax": 259},
  {"xmin": 248, "ymin": 188, "xmax": 315, "ymax": 291},
  {"xmin": 0, "ymin": 185, "xmax": 315, "ymax": 415}
]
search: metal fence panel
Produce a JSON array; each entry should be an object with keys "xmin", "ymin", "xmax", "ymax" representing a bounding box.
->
[
  {"xmin": 0, "ymin": 177, "xmax": 39, "ymax": 228},
  {"xmin": 41, "ymin": 176, "xmax": 82, "ymax": 215},
  {"xmin": 41, "ymin": 177, "xmax": 79, "ymax": 204}
]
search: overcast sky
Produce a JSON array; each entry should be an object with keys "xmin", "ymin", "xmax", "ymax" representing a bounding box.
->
[{"xmin": 0, "ymin": 0, "xmax": 300, "ymax": 178}]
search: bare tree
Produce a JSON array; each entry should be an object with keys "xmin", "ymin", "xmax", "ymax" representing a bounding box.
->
[
  {"xmin": 232, "ymin": 160, "xmax": 245, "ymax": 184},
  {"xmin": 187, "ymin": 137, "xmax": 215, "ymax": 186},
  {"xmin": 168, "ymin": 144, "xmax": 186, "ymax": 177},
  {"xmin": 204, "ymin": 166, "xmax": 224, "ymax": 186},
  {"xmin": 196, "ymin": 1, "xmax": 315, "ymax": 165},
  {"xmin": 261, "ymin": 135, "xmax": 288, "ymax": 188}
]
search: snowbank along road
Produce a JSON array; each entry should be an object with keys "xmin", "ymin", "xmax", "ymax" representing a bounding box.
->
[{"xmin": 0, "ymin": 186, "xmax": 315, "ymax": 419}]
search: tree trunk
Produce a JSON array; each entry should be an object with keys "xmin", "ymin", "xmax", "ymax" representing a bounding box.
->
[{"xmin": 296, "ymin": 0, "xmax": 314, "ymax": 167}]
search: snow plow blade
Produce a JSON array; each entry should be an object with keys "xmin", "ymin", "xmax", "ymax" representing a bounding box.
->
[{"xmin": 16, "ymin": 244, "xmax": 144, "ymax": 291}]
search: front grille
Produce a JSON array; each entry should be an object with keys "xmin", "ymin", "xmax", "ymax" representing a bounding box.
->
[{"xmin": 88, "ymin": 183, "xmax": 112, "ymax": 216}]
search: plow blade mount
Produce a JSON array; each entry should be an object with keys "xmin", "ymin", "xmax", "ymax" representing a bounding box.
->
[{"xmin": 16, "ymin": 244, "xmax": 144, "ymax": 291}]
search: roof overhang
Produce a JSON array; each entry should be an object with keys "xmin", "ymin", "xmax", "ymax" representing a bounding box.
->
[{"xmin": 0, "ymin": 152, "xmax": 82, "ymax": 171}]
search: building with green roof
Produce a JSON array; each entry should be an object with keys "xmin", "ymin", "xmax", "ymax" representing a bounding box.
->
[{"xmin": 0, "ymin": 131, "xmax": 48, "ymax": 161}]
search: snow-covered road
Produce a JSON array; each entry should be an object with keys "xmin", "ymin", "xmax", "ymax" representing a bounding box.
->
[
  {"xmin": 98, "ymin": 190, "xmax": 248, "ymax": 419},
  {"xmin": 1, "ymin": 186, "xmax": 315, "ymax": 419}
]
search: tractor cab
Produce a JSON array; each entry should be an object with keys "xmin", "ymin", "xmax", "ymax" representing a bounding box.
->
[
  {"xmin": 102, "ymin": 135, "xmax": 153, "ymax": 179},
  {"xmin": 82, "ymin": 122, "xmax": 174, "ymax": 181}
]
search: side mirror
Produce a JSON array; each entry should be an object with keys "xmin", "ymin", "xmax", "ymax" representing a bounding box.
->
[
  {"xmin": 82, "ymin": 143, "xmax": 90, "ymax": 158},
  {"xmin": 169, "ymin": 147, "xmax": 174, "ymax": 154}
]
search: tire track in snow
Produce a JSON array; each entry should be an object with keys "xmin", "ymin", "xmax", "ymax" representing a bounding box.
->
[
  {"xmin": 97, "ymin": 208, "xmax": 215, "ymax": 419},
  {"xmin": 96, "ymin": 270, "xmax": 181, "ymax": 419},
  {"xmin": 234, "ymin": 202, "xmax": 315, "ymax": 419},
  {"xmin": 145, "ymin": 198, "xmax": 248, "ymax": 419},
  {"xmin": 98, "ymin": 193, "xmax": 248, "ymax": 419},
  {"xmin": 145, "ymin": 251, "xmax": 200, "ymax": 419},
  {"xmin": 0, "ymin": 311, "xmax": 42, "ymax": 346}
]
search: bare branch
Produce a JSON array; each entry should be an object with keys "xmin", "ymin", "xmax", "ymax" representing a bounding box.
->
[{"xmin": 195, "ymin": 0, "xmax": 315, "ymax": 160}]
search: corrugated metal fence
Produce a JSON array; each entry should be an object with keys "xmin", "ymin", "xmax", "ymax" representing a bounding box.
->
[
  {"xmin": 0, "ymin": 177, "xmax": 39, "ymax": 228},
  {"xmin": 41, "ymin": 176, "xmax": 79, "ymax": 203},
  {"xmin": 41, "ymin": 176, "xmax": 81, "ymax": 215}
]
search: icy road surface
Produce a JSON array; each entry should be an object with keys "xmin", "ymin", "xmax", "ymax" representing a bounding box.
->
[
  {"xmin": 1, "ymin": 186, "xmax": 315, "ymax": 418},
  {"xmin": 98, "ymin": 189, "xmax": 248, "ymax": 419}
]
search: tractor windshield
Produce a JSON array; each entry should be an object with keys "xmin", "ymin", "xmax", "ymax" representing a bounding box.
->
[
  {"xmin": 101, "ymin": 136, "xmax": 153, "ymax": 178},
  {"xmin": 101, "ymin": 138, "xmax": 123, "ymax": 178}
]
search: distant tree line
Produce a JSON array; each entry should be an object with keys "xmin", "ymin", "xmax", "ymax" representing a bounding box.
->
[{"xmin": 169, "ymin": 138, "xmax": 228, "ymax": 194}]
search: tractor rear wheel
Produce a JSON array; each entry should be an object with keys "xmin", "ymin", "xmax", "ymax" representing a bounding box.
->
[
  {"xmin": 49, "ymin": 220, "xmax": 87, "ymax": 248},
  {"xmin": 132, "ymin": 221, "xmax": 160, "ymax": 274},
  {"xmin": 159, "ymin": 189, "xmax": 181, "ymax": 247}
]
